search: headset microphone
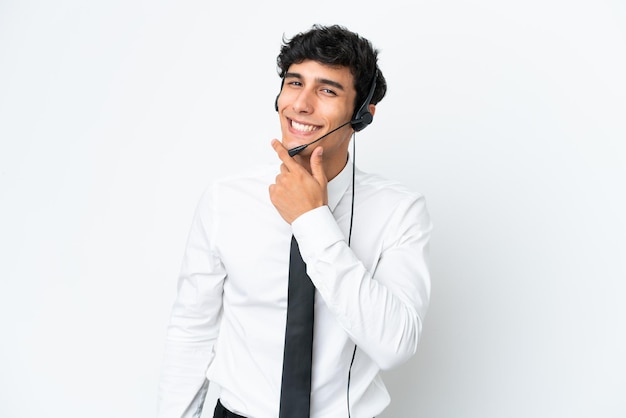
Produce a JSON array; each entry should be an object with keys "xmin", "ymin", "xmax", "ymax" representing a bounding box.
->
[{"xmin": 287, "ymin": 120, "xmax": 352, "ymax": 157}]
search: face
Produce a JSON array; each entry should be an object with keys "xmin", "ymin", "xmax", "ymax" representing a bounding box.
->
[{"xmin": 276, "ymin": 60, "xmax": 357, "ymax": 170}]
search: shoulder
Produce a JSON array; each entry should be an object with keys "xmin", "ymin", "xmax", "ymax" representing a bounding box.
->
[
  {"xmin": 354, "ymin": 168, "xmax": 431, "ymax": 227},
  {"xmin": 355, "ymin": 169, "xmax": 426, "ymax": 204},
  {"xmin": 354, "ymin": 169, "xmax": 433, "ymax": 244}
]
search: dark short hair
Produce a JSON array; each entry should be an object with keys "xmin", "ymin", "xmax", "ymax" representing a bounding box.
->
[{"xmin": 276, "ymin": 24, "xmax": 387, "ymax": 113}]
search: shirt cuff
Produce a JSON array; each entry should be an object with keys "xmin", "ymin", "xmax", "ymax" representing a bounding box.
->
[{"xmin": 291, "ymin": 205, "xmax": 344, "ymax": 260}]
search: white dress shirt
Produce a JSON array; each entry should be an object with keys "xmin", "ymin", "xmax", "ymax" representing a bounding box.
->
[{"xmin": 158, "ymin": 159, "xmax": 432, "ymax": 418}]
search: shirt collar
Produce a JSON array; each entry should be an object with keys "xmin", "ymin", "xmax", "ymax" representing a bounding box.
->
[{"xmin": 327, "ymin": 159, "xmax": 352, "ymax": 212}]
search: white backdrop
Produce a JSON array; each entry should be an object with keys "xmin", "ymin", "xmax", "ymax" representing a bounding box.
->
[{"xmin": 1, "ymin": 1, "xmax": 625, "ymax": 417}]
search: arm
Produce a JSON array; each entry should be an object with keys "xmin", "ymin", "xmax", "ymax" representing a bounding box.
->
[
  {"xmin": 158, "ymin": 185, "xmax": 226, "ymax": 418},
  {"xmin": 293, "ymin": 196, "xmax": 432, "ymax": 370}
]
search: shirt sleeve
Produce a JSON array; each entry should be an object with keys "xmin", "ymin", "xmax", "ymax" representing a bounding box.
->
[
  {"xmin": 158, "ymin": 185, "xmax": 226, "ymax": 418},
  {"xmin": 291, "ymin": 194, "xmax": 432, "ymax": 370}
]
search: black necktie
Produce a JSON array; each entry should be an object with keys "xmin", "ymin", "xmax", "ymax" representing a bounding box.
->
[{"xmin": 279, "ymin": 236, "xmax": 315, "ymax": 418}]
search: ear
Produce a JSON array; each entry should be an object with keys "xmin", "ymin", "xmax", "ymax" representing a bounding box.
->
[{"xmin": 368, "ymin": 104, "xmax": 376, "ymax": 117}]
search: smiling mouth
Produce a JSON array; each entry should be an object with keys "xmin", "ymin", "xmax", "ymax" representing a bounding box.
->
[{"xmin": 290, "ymin": 119, "xmax": 321, "ymax": 133}]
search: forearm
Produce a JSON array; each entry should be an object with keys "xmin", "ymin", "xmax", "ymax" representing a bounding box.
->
[
  {"xmin": 158, "ymin": 339, "xmax": 213, "ymax": 418},
  {"xmin": 158, "ymin": 269, "xmax": 224, "ymax": 416}
]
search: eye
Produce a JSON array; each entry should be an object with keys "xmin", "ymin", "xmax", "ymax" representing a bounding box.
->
[
  {"xmin": 321, "ymin": 88, "xmax": 337, "ymax": 96},
  {"xmin": 286, "ymin": 80, "xmax": 302, "ymax": 87}
]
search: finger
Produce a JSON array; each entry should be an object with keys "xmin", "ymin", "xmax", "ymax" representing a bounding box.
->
[
  {"xmin": 310, "ymin": 147, "xmax": 327, "ymax": 186},
  {"xmin": 271, "ymin": 139, "xmax": 299, "ymax": 170}
]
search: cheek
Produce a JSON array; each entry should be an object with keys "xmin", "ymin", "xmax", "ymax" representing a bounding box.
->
[
  {"xmin": 323, "ymin": 100, "xmax": 354, "ymax": 122},
  {"xmin": 276, "ymin": 89, "xmax": 298, "ymax": 111},
  {"xmin": 279, "ymin": 118, "xmax": 290, "ymax": 135}
]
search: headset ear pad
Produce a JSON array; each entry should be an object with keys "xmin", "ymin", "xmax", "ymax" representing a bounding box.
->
[
  {"xmin": 351, "ymin": 108, "xmax": 373, "ymax": 132},
  {"xmin": 350, "ymin": 72, "xmax": 378, "ymax": 132}
]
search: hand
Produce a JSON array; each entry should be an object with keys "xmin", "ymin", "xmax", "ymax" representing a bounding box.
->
[{"xmin": 269, "ymin": 139, "xmax": 328, "ymax": 224}]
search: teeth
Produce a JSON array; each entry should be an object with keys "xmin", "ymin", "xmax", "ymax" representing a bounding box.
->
[{"xmin": 292, "ymin": 120, "xmax": 319, "ymax": 132}]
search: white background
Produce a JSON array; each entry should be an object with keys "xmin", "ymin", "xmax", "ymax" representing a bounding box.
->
[{"xmin": 1, "ymin": 1, "xmax": 625, "ymax": 417}]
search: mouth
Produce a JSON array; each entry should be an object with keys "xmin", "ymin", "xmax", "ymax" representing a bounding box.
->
[{"xmin": 289, "ymin": 119, "xmax": 322, "ymax": 134}]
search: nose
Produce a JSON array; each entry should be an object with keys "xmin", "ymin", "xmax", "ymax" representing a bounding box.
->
[{"xmin": 292, "ymin": 88, "xmax": 313, "ymax": 114}]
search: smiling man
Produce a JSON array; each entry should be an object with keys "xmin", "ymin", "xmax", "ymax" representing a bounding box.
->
[{"xmin": 158, "ymin": 24, "xmax": 432, "ymax": 418}]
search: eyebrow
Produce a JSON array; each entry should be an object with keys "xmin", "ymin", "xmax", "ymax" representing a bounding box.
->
[{"xmin": 284, "ymin": 72, "xmax": 345, "ymax": 91}]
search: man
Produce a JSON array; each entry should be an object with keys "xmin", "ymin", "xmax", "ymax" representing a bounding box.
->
[{"xmin": 158, "ymin": 24, "xmax": 432, "ymax": 418}]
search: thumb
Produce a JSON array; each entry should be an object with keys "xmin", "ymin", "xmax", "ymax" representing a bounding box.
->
[{"xmin": 310, "ymin": 147, "xmax": 327, "ymax": 186}]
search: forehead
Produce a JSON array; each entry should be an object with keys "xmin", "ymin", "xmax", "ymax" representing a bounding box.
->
[{"xmin": 286, "ymin": 60, "xmax": 355, "ymax": 91}]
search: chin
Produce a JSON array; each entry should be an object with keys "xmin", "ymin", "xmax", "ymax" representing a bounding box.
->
[{"xmin": 282, "ymin": 137, "xmax": 306, "ymax": 149}]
